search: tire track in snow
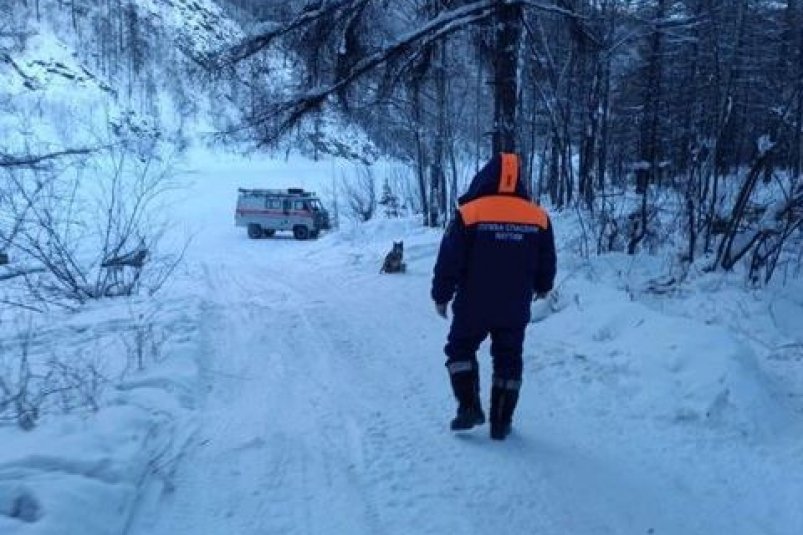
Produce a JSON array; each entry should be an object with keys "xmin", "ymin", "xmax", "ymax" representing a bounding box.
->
[{"xmin": 131, "ymin": 257, "xmax": 378, "ymax": 535}]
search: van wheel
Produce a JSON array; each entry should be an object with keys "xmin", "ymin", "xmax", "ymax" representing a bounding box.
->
[
  {"xmin": 247, "ymin": 224, "xmax": 263, "ymax": 239},
  {"xmin": 263, "ymin": 229, "xmax": 276, "ymax": 237},
  {"xmin": 293, "ymin": 226, "xmax": 309, "ymax": 240}
]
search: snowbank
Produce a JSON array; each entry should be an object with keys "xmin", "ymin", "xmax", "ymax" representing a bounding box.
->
[{"xmin": 0, "ymin": 295, "xmax": 201, "ymax": 535}]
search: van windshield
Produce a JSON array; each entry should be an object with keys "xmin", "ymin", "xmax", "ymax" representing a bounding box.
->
[{"xmin": 310, "ymin": 199, "xmax": 323, "ymax": 211}]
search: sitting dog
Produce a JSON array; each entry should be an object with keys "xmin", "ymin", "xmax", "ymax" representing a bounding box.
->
[{"xmin": 380, "ymin": 241, "xmax": 406, "ymax": 273}]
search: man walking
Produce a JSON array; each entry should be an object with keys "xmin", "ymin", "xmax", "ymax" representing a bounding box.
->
[{"xmin": 431, "ymin": 153, "xmax": 556, "ymax": 440}]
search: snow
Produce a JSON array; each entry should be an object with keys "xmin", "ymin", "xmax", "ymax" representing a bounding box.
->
[
  {"xmin": 0, "ymin": 0, "xmax": 248, "ymax": 155},
  {"xmin": 2, "ymin": 149, "xmax": 802, "ymax": 535},
  {"xmin": 135, "ymin": 0, "xmax": 243, "ymax": 52},
  {"xmin": 0, "ymin": 292, "xmax": 201, "ymax": 534}
]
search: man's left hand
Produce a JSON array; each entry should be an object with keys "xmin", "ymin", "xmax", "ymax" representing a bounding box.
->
[{"xmin": 435, "ymin": 302, "xmax": 448, "ymax": 319}]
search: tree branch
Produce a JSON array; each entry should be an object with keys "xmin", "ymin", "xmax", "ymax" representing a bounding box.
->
[
  {"xmin": 218, "ymin": 0, "xmax": 367, "ymax": 66},
  {"xmin": 0, "ymin": 147, "xmax": 102, "ymax": 169},
  {"xmin": 241, "ymin": 1, "xmax": 498, "ymax": 144}
]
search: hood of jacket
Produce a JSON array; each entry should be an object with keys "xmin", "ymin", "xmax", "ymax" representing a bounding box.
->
[{"xmin": 458, "ymin": 153, "xmax": 529, "ymax": 205}]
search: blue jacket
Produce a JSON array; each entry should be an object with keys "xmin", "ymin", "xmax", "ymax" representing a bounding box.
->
[{"xmin": 431, "ymin": 153, "xmax": 556, "ymax": 327}]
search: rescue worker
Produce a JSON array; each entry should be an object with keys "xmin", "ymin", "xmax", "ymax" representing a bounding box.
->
[{"xmin": 431, "ymin": 153, "xmax": 556, "ymax": 440}]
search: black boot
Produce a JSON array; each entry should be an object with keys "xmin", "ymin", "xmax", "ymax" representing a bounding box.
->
[
  {"xmin": 451, "ymin": 404, "xmax": 486, "ymax": 430},
  {"xmin": 448, "ymin": 363, "xmax": 485, "ymax": 431},
  {"xmin": 490, "ymin": 377, "xmax": 520, "ymax": 440}
]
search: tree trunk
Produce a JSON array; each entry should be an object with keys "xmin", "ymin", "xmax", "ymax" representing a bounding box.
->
[
  {"xmin": 631, "ymin": 0, "xmax": 667, "ymax": 254},
  {"xmin": 549, "ymin": 131, "xmax": 560, "ymax": 207},
  {"xmin": 492, "ymin": 1, "xmax": 522, "ymax": 153},
  {"xmin": 704, "ymin": 0, "xmax": 748, "ymax": 252},
  {"xmin": 717, "ymin": 149, "xmax": 775, "ymax": 270},
  {"xmin": 793, "ymin": 0, "xmax": 803, "ymax": 180},
  {"xmin": 412, "ymin": 83, "xmax": 429, "ymax": 226},
  {"xmin": 579, "ymin": 57, "xmax": 600, "ymax": 210},
  {"xmin": 429, "ymin": 38, "xmax": 447, "ymax": 227},
  {"xmin": 637, "ymin": 0, "xmax": 666, "ymax": 195},
  {"xmin": 597, "ymin": 49, "xmax": 611, "ymax": 192}
]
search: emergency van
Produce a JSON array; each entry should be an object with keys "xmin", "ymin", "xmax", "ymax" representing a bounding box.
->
[{"xmin": 235, "ymin": 188, "xmax": 331, "ymax": 240}]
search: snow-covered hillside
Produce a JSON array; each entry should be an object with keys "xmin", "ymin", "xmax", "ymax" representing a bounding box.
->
[
  {"xmin": 0, "ymin": 0, "xmax": 242, "ymax": 152},
  {"xmin": 4, "ymin": 149, "xmax": 800, "ymax": 534},
  {"xmin": 1, "ymin": 0, "xmax": 379, "ymax": 166}
]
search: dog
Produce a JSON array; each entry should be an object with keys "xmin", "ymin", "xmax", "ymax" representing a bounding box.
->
[{"xmin": 380, "ymin": 241, "xmax": 406, "ymax": 273}]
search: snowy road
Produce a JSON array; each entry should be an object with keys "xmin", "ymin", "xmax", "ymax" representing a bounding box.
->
[
  {"xmin": 127, "ymin": 155, "xmax": 802, "ymax": 535},
  {"xmin": 131, "ymin": 233, "xmax": 564, "ymax": 534}
]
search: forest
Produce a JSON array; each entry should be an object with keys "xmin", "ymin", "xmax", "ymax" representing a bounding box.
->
[{"xmin": 221, "ymin": 0, "xmax": 803, "ymax": 283}]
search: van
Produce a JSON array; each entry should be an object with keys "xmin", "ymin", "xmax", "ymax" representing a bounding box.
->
[{"xmin": 235, "ymin": 188, "xmax": 330, "ymax": 240}]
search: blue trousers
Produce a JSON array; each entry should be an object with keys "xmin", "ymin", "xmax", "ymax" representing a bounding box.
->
[{"xmin": 444, "ymin": 317, "xmax": 525, "ymax": 382}]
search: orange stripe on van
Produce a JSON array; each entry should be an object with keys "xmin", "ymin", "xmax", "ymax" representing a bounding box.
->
[
  {"xmin": 498, "ymin": 153, "xmax": 519, "ymax": 194},
  {"xmin": 460, "ymin": 196, "xmax": 549, "ymax": 229}
]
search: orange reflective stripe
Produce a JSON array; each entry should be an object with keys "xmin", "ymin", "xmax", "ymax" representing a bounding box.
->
[
  {"xmin": 459, "ymin": 196, "xmax": 548, "ymax": 229},
  {"xmin": 498, "ymin": 153, "xmax": 519, "ymax": 194}
]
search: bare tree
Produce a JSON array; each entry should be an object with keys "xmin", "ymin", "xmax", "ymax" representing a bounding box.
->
[
  {"xmin": 342, "ymin": 164, "xmax": 377, "ymax": 222},
  {"xmin": 1, "ymin": 140, "xmax": 182, "ymax": 306}
]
